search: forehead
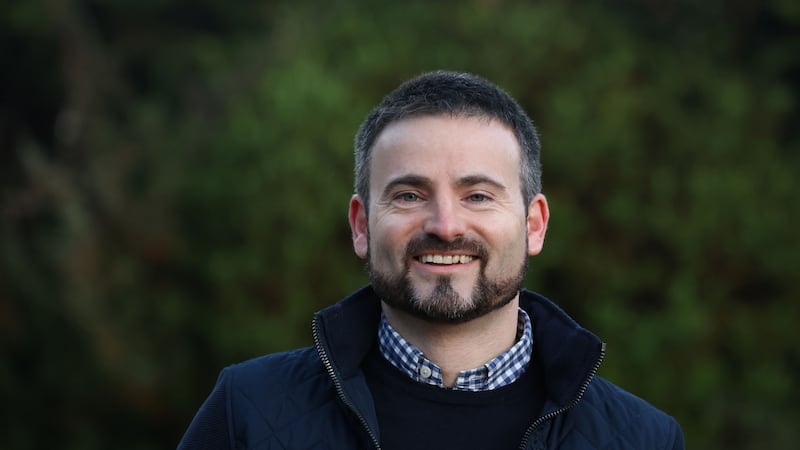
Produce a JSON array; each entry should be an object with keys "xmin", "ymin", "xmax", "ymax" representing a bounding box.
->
[{"xmin": 369, "ymin": 115, "xmax": 523, "ymax": 192}]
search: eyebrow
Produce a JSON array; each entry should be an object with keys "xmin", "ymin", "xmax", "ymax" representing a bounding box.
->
[
  {"xmin": 455, "ymin": 175, "xmax": 507, "ymax": 192},
  {"xmin": 381, "ymin": 175, "xmax": 432, "ymax": 200},
  {"xmin": 380, "ymin": 174, "xmax": 508, "ymax": 199}
]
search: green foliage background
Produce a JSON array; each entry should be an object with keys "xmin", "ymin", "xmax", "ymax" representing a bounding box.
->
[{"xmin": 2, "ymin": 1, "xmax": 798, "ymax": 448}]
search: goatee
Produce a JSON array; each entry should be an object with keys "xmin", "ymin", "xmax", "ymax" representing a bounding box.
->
[{"xmin": 368, "ymin": 236, "xmax": 528, "ymax": 324}]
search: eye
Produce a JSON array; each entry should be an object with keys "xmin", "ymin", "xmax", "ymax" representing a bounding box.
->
[
  {"xmin": 467, "ymin": 193, "xmax": 489, "ymax": 202},
  {"xmin": 397, "ymin": 192, "xmax": 420, "ymax": 202}
]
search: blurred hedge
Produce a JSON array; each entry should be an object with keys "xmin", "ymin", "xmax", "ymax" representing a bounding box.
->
[{"xmin": 1, "ymin": 1, "xmax": 798, "ymax": 449}]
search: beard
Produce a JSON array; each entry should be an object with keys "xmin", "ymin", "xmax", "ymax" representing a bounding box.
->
[{"xmin": 368, "ymin": 235, "xmax": 528, "ymax": 324}]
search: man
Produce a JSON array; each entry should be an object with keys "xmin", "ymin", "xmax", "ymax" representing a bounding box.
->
[{"xmin": 178, "ymin": 71, "xmax": 684, "ymax": 449}]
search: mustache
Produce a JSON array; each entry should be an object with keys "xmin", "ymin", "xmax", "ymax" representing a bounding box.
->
[{"xmin": 405, "ymin": 236, "xmax": 488, "ymax": 259}]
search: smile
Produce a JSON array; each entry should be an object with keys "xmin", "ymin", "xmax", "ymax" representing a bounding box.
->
[{"xmin": 416, "ymin": 254, "xmax": 474, "ymax": 265}]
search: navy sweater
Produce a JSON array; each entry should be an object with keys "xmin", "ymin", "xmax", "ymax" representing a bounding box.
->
[{"xmin": 362, "ymin": 343, "xmax": 545, "ymax": 449}]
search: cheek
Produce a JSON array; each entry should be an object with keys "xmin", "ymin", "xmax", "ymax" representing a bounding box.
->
[
  {"xmin": 484, "ymin": 225, "xmax": 529, "ymax": 268},
  {"xmin": 371, "ymin": 214, "xmax": 416, "ymax": 243},
  {"xmin": 368, "ymin": 221, "xmax": 408, "ymax": 263}
]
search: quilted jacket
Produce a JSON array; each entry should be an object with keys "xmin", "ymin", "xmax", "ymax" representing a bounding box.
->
[{"xmin": 179, "ymin": 286, "xmax": 685, "ymax": 449}]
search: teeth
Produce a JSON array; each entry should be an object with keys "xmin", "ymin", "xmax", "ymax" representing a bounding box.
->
[{"xmin": 419, "ymin": 255, "xmax": 474, "ymax": 264}]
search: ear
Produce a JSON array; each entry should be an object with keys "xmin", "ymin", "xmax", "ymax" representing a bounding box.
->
[
  {"xmin": 348, "ymin": 194, "xmax": 369, "ymax": 259},
  {"xmin": 526, "ymin": 194, "xmax": 549, "ymax": 256}
]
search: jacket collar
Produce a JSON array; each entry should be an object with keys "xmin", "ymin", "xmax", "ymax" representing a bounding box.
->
[
  {"xmin": 520, "ymin": 290, "xmax": 605, "ymax": 409},
  {"xmin": 313, "ymin": 285, "xmax": 604, "ymax": 412}
]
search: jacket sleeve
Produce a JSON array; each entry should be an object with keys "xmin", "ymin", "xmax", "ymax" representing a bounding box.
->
[
  {"xmin": 666, "ymin": 416, "xmax": 686, "ymax": 450},
  {"xmin": 177, "ymin": 368, "xmax": 234, "ymax": 450}
]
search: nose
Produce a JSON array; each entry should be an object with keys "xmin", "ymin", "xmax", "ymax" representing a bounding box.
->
[{"xmin": 422, "ymin": 196, "xmax": 467, "ymax": 241}]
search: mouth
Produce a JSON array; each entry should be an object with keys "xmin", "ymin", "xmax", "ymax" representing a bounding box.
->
[{"xmin": 415, "ymin": 254, "xmax": 475, "ymax": 265}]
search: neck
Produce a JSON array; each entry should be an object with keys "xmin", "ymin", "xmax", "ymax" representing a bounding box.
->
[{"xmin": 381, "ymin": 296, "xmax": 521, "ymax": 387}]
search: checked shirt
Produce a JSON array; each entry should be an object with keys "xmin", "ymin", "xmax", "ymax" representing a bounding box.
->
[{"xmin": 377, "ymin": 308, "xmax": 533, "ymax": 391}]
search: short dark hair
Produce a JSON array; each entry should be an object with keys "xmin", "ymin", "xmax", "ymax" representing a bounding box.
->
[{"xmin": 354, "ymin": 70, "xmax": 542, "ymax": 207}]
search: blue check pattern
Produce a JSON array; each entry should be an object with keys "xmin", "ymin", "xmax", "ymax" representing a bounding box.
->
[{"xmin": 377, "ymin": 308, "xmax": 533, "ymax": 391}]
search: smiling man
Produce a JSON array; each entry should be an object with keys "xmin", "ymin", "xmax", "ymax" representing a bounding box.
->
[{"xmin": 179, "ymin": 71, "xmax": 685, "ymax": 450}]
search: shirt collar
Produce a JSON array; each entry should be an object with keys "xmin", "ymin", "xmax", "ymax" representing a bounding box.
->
[{"xmin": 377, "ymin": 308, "xmax": 533, "ymax": 391}]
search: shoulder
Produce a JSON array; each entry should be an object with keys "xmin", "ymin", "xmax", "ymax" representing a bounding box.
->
[
  {"xmin": 220, "ymin": 347, "xmax": 336, "ymax": 422},
  {"xmin": 211, "ymin": 347, "xmax": 346, "ymax": 447},
  {"xmin": 221, "ymin": 346, "xmax": 329, "ymax": 399},
  {"xmin": 564, "ymin": 376, "xmax": 684, "ymax": 450}
]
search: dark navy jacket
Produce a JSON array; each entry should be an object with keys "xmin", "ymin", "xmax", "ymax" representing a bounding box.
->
[{"xmin": 179, "ymin": 286, "xmax": 685, "ymax": 449}]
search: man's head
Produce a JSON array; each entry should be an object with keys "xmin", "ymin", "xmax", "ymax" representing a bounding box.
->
[
  {"xmin": 349, "ymin": 71, "xmax": 549, "ymax": 324},
  {"xmin": 354, "ymin": 71, "xmax": 542, "ymax": 209}
]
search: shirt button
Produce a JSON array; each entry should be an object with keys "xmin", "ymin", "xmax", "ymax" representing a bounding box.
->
[{"xmin": 419, "ymin": 366, "xmax": 432, "ymax": 379}]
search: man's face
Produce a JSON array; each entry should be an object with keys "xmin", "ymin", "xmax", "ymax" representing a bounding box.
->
[{"xmin": 349, "ymin": 115, "xmax": 548, "ymax": 324}]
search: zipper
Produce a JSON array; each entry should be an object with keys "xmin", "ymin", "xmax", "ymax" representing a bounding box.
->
[
  {"xmin": 312, "ymin": 316, "xmax": 382, "ymax": 450},
  {"xmin": 517, "ymin": 342, "xmax": 606, "ymax": 450}
]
